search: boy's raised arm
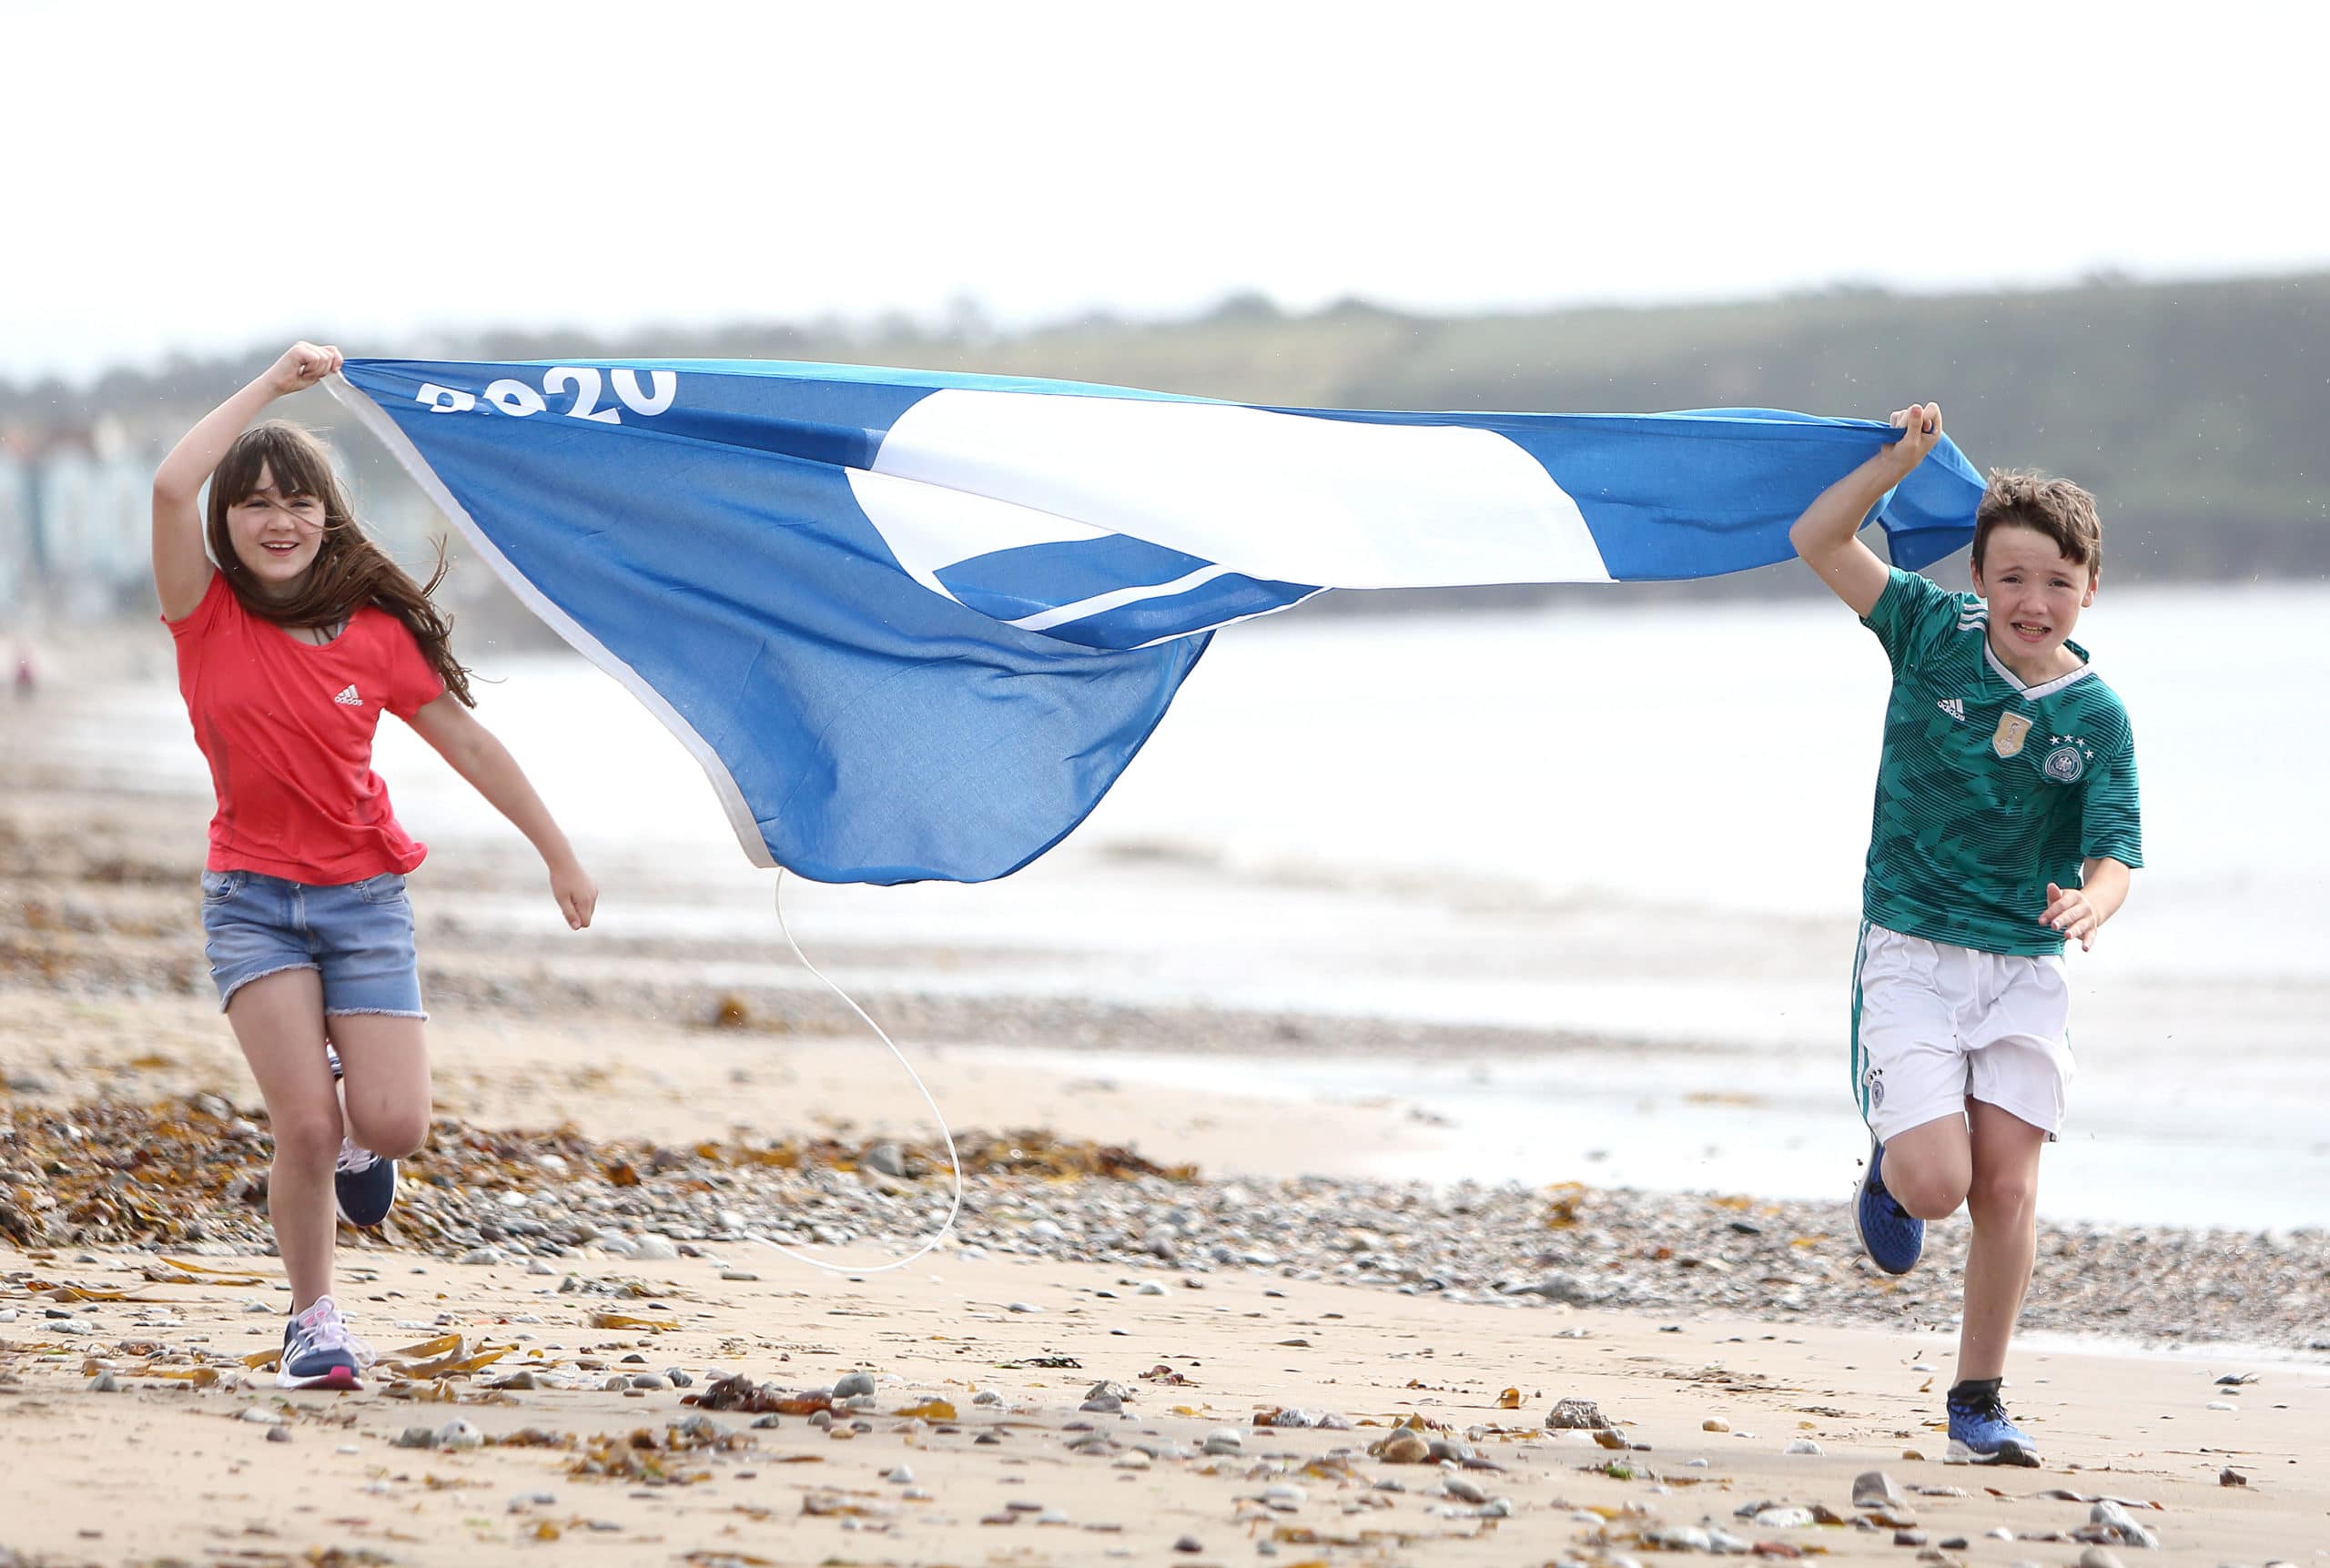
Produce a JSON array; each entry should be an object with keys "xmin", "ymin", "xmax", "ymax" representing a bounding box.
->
[{"xmin": 1788, "ymin": 401, "xmax": 1942, "ymax": 618}]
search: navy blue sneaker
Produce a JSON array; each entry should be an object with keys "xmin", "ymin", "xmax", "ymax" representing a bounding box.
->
[
  {"xmin": 334, "ymin": 1136, "xmax": 397, "ymax": 1228},
  {"xmin": 1854, "ymin": 1138, "xmax": 1923, "ymax": 1274},
  {"xmin": 1946, "ymin": 1379, "xmax": 2041, "ymax": 1466},
  {"xmin": 278, "ymin": 1295, "xmax": 372, "ymax": 1390}
]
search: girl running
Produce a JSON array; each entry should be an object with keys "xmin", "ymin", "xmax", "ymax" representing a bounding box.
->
[{"xmin": 153, "ymin": 341, "xmax": 598, "ymax": 1389}]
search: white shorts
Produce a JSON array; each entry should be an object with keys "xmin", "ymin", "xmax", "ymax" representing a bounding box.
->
[{"xmin": 1849, "ymin": 920, "xmax": 2074, "ymax": 1144}]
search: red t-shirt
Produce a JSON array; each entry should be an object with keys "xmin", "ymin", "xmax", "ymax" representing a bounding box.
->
[{"xmin": 167, "ymin": 572, "xmax": 445, "ymax": 884}]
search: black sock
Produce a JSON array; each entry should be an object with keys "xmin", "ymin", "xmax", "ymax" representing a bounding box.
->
[{"xmin": 1948, "ymin": 1376, "xmax": 2001, "ymax": 1404}]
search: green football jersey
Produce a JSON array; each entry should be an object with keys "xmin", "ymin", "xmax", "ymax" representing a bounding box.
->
[{"xmin": 1859, "ymin": 567, "xmax": 2143, "ymax": 956}]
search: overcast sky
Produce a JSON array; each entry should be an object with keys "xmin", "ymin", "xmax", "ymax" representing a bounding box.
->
[{"xmin": 9, "ymin": 0, "xmax": 2323, "ymax": 382}]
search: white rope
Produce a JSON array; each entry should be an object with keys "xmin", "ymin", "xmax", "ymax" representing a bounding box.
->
[{"xmin": 742, "ymin": 870, "xmax": 964, "ymax": 1274}]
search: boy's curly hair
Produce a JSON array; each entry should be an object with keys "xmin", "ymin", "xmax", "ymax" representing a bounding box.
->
[{"xmin": 1974, "ymin": 470, "xmax": 2102, "ymax": 580}]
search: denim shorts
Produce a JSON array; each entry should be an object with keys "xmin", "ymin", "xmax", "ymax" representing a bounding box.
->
[{"xmin": 199, "ymin": 870, "xmax": 426, "ymax": 1019}]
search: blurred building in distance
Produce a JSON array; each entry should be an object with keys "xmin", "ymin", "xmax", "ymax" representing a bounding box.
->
[{"xmin": 0, "ymin": 414, "xmax": 438, "ymax": 624}]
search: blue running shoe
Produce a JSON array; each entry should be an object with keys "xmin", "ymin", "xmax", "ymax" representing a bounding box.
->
[
  {"xmin": 1946, "ymin": 1379, "xmax": 2042, "ymax": 1466},
  {"xmin": 334, "ymin": 1136, "xmax": 397, "ymax": 1229},
  {"xmin": 278, "ymin": 1295, "xmax": 372, "ymax": 1391},
  {"xmin": 1854, "ymin": 1138, "xmax": 1923, "ymax": 1275}
]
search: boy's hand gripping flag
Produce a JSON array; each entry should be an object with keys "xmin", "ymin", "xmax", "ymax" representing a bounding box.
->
[{"xmin": 332, "ymin": 359, "xmax": 1981, "ymax": 884}]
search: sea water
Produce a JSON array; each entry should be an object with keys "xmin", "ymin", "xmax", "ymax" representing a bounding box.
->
[{"xmin": 54, "ymin": 582, "xmax": 2330, "ymax": 1226}]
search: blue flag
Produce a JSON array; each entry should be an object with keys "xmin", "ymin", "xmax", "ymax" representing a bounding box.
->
[{"xmin": 332, "ymin": 359, "xmax": 1982, "ymax": 884}]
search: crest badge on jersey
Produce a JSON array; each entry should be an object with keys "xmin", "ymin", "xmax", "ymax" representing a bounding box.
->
[
  {"xmin": 2042, "ymin": 737, "xmax": 2092, "ymax": 783},
  {"xmin": 1991, "ymin": 712, "xmax": 2031, "ymax": 758}
]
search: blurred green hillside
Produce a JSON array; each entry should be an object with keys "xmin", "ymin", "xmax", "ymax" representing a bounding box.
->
[{"xmin": 15, "ymin": 270, "xmax": 2324, "ymax": 584}]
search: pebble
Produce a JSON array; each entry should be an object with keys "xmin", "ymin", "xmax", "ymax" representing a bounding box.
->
[
  {"xmin": 1007, "ymin": 1301, "xmax": 1042, "ymax": 1313},
  {"xmin": 862, "ymin": 1143, "xmax": 908, "ymax": 1179},
  {"xmin": 1546, "ymin": 1396, "xmax": 1611, "ymax": 1430},
  {"xmin": 1853, "ymin": 1470, "xmax": 1909, "ymax": 1509},
  {"xmin": 2078, "ymin": 1552, "xmax": 2127, "ymax": 1568},
  {"xmin": 392, "ymin": 1426, "xmax": 438, "ymax": 1449},
  {"xmin": 1113, "ymin": 1452, "xmax": 1150, "ymax": 1470},
  {"xmin": 973, "ymin": 1390, "xmax": 1003, "ymax": 1406},
  {"xmin": 1375, "ymin": 1429, "xmax": 1431, "ymax": 1464},
  {"xmin": 265, "ymin": 1426, "xmax": 291, "ymax": 1444},
  {"xmin": 1443, "ymin": 1473, "xmax": 1487, "ymax": 1504},
  {"xmin": 2086, "ymin": 1501, "xmax": 2162, "ymax": 1551},
  {"xmin": 1647, "ymin": 1525, "xmax": 1712, "ymax": 1550},
  {"xmin": 437, "ymin": 1419, "xmax": 482, "ymax": 1451},
  {"xmin": 1136, "ymin": 1281, "xmax": 1167, "ymax": 1297},
  {"xmin": 1261, "ymin": 1482, "xmax": 1305, "ymax": 1511},
  {"xmin": 885, "ymin": 1465, "xmax": 914, "ymax": 1484},
  {"xmin": 833, "ymin": 1371, "xmax": 877, "ymax": 1399},
  {"xmin": 88, "ymin": 1372, "xmax": 119, "ymax": 1393},
  {"xmin": 1171, "ymin": 1537, "xmax": 1202, "ymax": 1554},
  {"xmin": 1079, "ymin": 1392, "xmax": 1124, "ymax": 1413},
  {"xmin": 1201, "ymin": 1428, "xmax": 1244, "ymax": 1455},
  {"xmin": 238, "ymin": 1408, "xmax": 284, "ymax": 1426},
  {"xmin": 1783, "ymin": 1438, "xmax": 1822, "ymax": 1455},
  {"xmin": 458, "ymin": 1246, "xmax": 502, "ymax": 1266},
  {"xmin": 1756, "ymin": 1506, "xmax": 1815, "ymax": 1528},
  {"xmin": 526, "ymin": 1258, "xmax": 555, "ymax": 1276},
  {"xmin": 630, "ymin": 1373, "xmax": 666, "ymax": 1390},
  {"xmin": 1702, "ymin": 1417, "xmax": 1729, "ymax": 1432}
]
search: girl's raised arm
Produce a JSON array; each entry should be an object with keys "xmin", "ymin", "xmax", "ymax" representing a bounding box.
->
[{"xmin": 152, "ymin": 341, "xmax": 342, "ymax": 621}]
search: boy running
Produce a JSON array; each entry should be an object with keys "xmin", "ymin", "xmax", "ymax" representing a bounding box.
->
[{"xmin": 1790, "ymin": 403, "xmax": 2142, "ymax": 1466}]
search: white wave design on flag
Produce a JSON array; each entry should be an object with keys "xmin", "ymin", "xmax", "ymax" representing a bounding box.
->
[{"xmin": 847, "ymin": 389, "xmax": 1611, "ymax": 645}]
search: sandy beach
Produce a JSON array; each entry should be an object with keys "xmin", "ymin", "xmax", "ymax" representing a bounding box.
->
[{"xmin": 5, "ymin": 653, "xmax": 2330, "ymax": 1567}]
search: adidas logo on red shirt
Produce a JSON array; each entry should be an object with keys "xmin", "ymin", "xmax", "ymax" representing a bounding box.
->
[{"xmin": 333, "ymin": 685, "xmax": 363, "ymax": 707}]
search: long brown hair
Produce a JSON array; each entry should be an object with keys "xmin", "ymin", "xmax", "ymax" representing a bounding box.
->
[{"xmin": 206, "ymin": 421, "xmax": 474, "ymax": 707}]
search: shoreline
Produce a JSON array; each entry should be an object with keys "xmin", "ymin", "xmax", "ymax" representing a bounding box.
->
[
  {"xmin": 7, "ymin": 651, "xmax": 2330, "ymax": 1563},
  {"xmin": 4, "ymin": 706, "xmax": 2327, "ymax": 1361}
]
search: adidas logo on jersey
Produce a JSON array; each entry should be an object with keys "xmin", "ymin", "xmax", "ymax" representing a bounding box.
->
[
  {"xmin": 1937, "ymin": 697, "xmax": 1966, "ymax": 723},
  {"xmin": 333, "ymin": 685, "xmax": 363, "ymax": 707}
]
